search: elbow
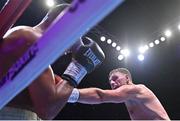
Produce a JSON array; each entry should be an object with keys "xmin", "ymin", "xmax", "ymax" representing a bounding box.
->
[
  {"xmin": 95, "ymin": 88, "xmax": 106, "ymax": 103},
  {"xmin": 159, "ymin": 114, "xmax": 170, "ymax": 120},
  {"xmin": 37, "ymin": 111, "xmax": 56, "ymax": 120},
  {"xmin": 155, "ymin": 117, "xmax": 170, "ymax": 121},
  {"xmin": 37, "ymin": 112, "xmax": 54, "ymax": 120},
  {"xmin": 153, "ymin": 112, "xmax": 170, "ymax": 120},
  {"xmin": 34, "ymin": 106, "xmax": 57, "ymax": 120}
]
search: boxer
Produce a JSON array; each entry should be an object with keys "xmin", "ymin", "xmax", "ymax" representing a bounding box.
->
[
  {"xmin": 68, "ymin": 68, "xmax": 170, "ymax": 120},
  {"xmin": 0, "ymin": 4, "xmax": 105, "ymax": 120}
]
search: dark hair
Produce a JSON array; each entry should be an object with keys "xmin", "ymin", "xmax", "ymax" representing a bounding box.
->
[
  {"xmin": 43, "ymin": 4, "xmax": 70, "ymax": 23},
  {"xmin": 109, "ymin": 68, "xmax": 132, "ymax": 81}
]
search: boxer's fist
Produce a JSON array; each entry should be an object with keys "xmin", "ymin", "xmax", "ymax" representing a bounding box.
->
[{"xmin": 62, "ymin": 37, "xmax": 105, "ymax": 87}]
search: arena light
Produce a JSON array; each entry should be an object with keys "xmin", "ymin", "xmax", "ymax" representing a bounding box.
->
[
  {"xmin": 138, "ymin": 46, "xmax": 146, "ymax": 54},
  {"xmin": 160, "ymin": 36, "xmax": 166, "ymax": 42},
  {"xmin": 164, "ymin": 30, "xmax": 172, "ymax": 38},
  {"xmin": 100, "ymin": 36, "xmax": 106, "ymax": 42},
  {"xmin": 144, "ymin": 45, "xmax": 149, "ymax": 50},
  {"xmin": 112, "ymin": 42, "xmax": 117, "ymax": 47},
  {"xmin": 154, "ymin": 39, "xmax": 160, "ymax": 45},
  {"xmin": 121, "ymin": 48, "xmax": 130, "ymax": 57},
  {"xmin": 149, "ymin": 42, "xmax": 154, "ymax": 48},
  {"xmin": 178, "ymin": 24, "xmax": 180, "ymax": 30},
  {"xmin": 118, "ymin": 54, "xmax": 124, "ymax": 61},
  {"xmin": 137, "ymin": 54, "xmax": 144, "ymax": 61},
  {"xmin": 46, "ymin": 0, "xmax": 55, "ymax": 7},
  {"xmin": 107, "ymin": 39, "xmax": 112, "ymax": 44},
  {"xmin": 116, "ymin": 46, "xmax": 121, "ymax": 51}
]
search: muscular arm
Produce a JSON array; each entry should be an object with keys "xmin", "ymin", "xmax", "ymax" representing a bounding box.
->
[
  {"xmin": 2, "ymin": 27, "xmax": 74, "ymax": 119},
  {"xmin": 77, "ymin": 85, "xmax": 140, "ymax": 104},
  {"xmin": 28, "ymin": 67, "xmax": 74, "ymax": 119}
]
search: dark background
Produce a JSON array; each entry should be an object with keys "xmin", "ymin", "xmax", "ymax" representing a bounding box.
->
[{"xmin": 1, "ymin": 0, "xmax": 180, "ymax": 119}]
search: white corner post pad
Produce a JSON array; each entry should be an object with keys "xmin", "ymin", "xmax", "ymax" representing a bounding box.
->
[
  {"xmin": 0, "ymin": 0, "xmax": 124, "ymax": 109},
  {"xmin": 68, "ymin": 88, "xmax": 80, "ymax": 103}
]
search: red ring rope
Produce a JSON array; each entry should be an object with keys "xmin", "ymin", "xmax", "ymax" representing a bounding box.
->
[{"xmin": 0, "ymin": 0, "xmax": 32, "ymax": 39}]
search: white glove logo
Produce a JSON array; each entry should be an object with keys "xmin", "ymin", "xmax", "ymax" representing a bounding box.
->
[{"xmin": 83, "ymin": 48, "xmax": 101, "ymax": 66}]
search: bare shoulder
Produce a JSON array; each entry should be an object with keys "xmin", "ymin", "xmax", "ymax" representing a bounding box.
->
[
  {"xmin": 115, "ymin": 84, "xmax": 141, "ymax": 94},
  {"xmin": 136, "ymin": 84, "xmax": 153, "ymax": 92},
  {"xmin": 3, "ymin": 26, "xmax": 41, "ymax": 43},
  {"xmin": 136, "ymin": 84, "xmax": 148, "ymax": 90},
  {"xmin": 0, "ymin": 26, "xmax": 42, "ymax": 75},
  {"xmin": 121, "ymin": 84, "xmax": 153, "ymax": 95},
  {"xmin": 134, "ymin": 84, "xmax": 155, "ymax": 99}
]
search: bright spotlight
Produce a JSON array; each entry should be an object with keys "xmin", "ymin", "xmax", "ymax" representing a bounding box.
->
[
  {"xmin": 144, "ymin": 45, "xmax": 149, "ymax": 50},
  {"xmin": 138, "ymin": 46, "xmax": 146, "ymax": 54},
  {"xmin": 107, "ymin": 39, "xmax": 112, "ymax": 44},
  {"xmin": 160, "ymin": 37, "xmax": 166, "ymax": 42},
  {"xmin": 116, "ymin": 46, "xmax": 121, "ymax": 51},
  {"xmin": 164, "ymin": 30, "xmax": 172, "ymax": 37},
  {"xmin": 154, "ymin": 39, "xmax": 160, "ymax": 45},
  {"xmin": 112, "ymin": 42, "xmax": 117, "ymax": 47},
  {"xmin": 149, "ymin": 42, "xmax": 154, "ymax": 48},
  {"xmin": 178, "ymin": 24, "xmax": 180, "ymax": 30},
  {"xmin": 138, "ymin": 54, "xmax": 144, "ymax": 61},
  {"xmin": 46, "ymin": 0, "xmax": 55, "ymax": 7},
  {"xmin": 100, "ymin": 36, "xmax": 106, "ymax": 42},
  {"xmin": 121, "ymin": 49, "xmax": 130, "ymax": 57},
  {"xmin": 118, "ymin": 54, "xmax": 124, "ymax": 61}
]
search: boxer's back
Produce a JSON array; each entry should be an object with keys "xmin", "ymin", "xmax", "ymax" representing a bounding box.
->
[
  {"xmin": 0, "ymin": 26, "xmax": 41, "ymax": 78},
  {"xmin": 0, "ymin": 26, "xmax": 42, "ymax": 110}
]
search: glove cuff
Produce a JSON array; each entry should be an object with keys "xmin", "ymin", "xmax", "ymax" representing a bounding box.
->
[
  {"xmin": 62, "ymin": 60, "xmax": 87, "ymax": 87},
  {"xmin": 68, "ymin": 88, "xmax": 80, "ymax": 103}
]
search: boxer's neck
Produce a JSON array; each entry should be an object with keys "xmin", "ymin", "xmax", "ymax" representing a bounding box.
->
[{"xmin": 34, "ymin": 21, "xmax": 51, "ymax": 34}]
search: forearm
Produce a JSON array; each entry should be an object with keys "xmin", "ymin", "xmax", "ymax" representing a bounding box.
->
[
  {"xmin": 29, "ymin": 79, "xmax": 74, "ymax": 119},
  {"xmin": 48, "ymin": 80, "xmax": 74, "ymax": 119},
  {"xmin": 77, "ymin": 88, "xmax": 105, "ymax": 104},
  {"xmin": 76, "ymin": 88, "xmax": 126, "ymax": 104},
  {"xmin": 77, "ymin": 88, "xmax": 122, "ymax": 104},
  {"xmin": 28, "ymin": 68, "xmax": 74, "ymax": 119}
]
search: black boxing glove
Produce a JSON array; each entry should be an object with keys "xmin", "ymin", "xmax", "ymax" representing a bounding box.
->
[
  {"xmin": 65, "ymin": 38, "xmax": 82, "ymax": 54},
  {"xmin": 62, "ymin": 36, "xmax": 105, "ymax": 87}
]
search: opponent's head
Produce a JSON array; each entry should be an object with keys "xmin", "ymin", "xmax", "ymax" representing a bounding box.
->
[
  {"xmin": 42, "ymin": 4, "xmax": 70, "ymax": 26},
  {"xmin": 109, "ymin": 68, "xmax": 132, "ymax": 89}
]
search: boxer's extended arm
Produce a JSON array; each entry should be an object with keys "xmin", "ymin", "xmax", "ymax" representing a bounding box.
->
[
  {"xmin": 78, "ymin": 88, "xmax": 119, "ymax": 104},
  {"xmin": 77, "ymin": 85, "xmax": 141, "ymax": 104}
]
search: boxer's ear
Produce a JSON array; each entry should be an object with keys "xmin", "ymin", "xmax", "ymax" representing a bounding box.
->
[
  {"xmin": 125, "ymin": 75, "xmax": 129, "ymax": 84},
  {"xmin": 125, "ymin": 74, "xmax": 128, "ymax": 79}
]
